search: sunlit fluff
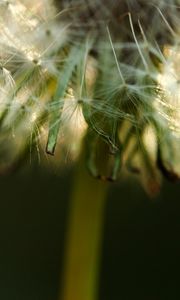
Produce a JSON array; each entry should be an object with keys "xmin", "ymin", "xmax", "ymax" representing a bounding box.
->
[{"xmin": 0, "ymin": 0, "xmax": 180, "ymax": 193}]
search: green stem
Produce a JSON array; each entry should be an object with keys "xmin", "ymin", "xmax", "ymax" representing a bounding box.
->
[{"xmin": 59, "ymin": 153, "xmax": 108, "ymax": 300}]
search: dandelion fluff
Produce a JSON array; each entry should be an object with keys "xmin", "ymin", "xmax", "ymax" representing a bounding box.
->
[{"xmin": 0, "ymin": 0, "xmax": 180, "ymax": 191}]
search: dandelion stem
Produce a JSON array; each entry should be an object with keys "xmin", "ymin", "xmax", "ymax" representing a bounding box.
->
[{"xmin": 59, "ymin": 149, "xmax": 108, "ymax": 300}]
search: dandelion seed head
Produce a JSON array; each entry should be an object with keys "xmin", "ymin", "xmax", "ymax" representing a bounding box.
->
[{"xmin": 0, "ymin": 0, "xmax": 180, "ymax": 191}]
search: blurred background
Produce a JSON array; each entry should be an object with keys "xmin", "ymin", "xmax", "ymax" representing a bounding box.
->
[{"xmin": 0, "ymin": 163, "xmax": 180, "ymax": 300}]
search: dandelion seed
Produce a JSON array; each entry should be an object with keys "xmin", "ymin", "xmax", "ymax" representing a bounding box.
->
[
  {"xmin": 106, "ymin": 26, "xmax": 125, "ymax": 85},
  {"xmin": 128, "ymin": 13, "xmax": 149, "ymax": 72}
]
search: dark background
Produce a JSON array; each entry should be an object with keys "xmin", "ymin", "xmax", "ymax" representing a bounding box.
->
[{"xmin": 0, "ymin": 164, "xmax": 180, "ymax": 300}]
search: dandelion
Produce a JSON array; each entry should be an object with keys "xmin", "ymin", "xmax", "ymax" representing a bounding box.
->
[
  {"xmin": 0, "ymin": 1, "xmax": 179, "ymax": 182},
  {"xmin": 0, "ymin": 0, "xmax": 179, "ymax": 189},
  {"xmin": 0, "ymin": 1, "xmax": 180, "ymax": 299}
]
